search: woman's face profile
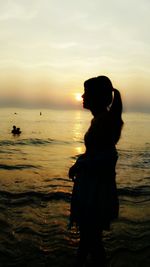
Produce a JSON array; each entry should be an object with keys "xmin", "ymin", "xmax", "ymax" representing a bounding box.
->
[
  {"xmin": 82, "ymin": 88, "xmax": 92, "ymax": 110},
  {"xmin": 82, "ymin": 76, "xmax": 113, "ymax": 113},
  {"xmin": 82, "ymin": 86, "xmax": 101, "ymax": 111}
]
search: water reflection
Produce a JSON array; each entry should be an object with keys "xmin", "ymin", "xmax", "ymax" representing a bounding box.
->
[
  {"xmin": 75, "ymin": 146, "xmax": 84, "ymax": 155},
  {"xmin": 72, "ymin": 111, "xmax": 83, "ymax": 142}
]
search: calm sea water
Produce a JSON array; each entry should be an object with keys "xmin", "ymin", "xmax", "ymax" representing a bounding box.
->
[{"xmin": 0, "ymin": 108, "xmax": 150, "ymax": 267}]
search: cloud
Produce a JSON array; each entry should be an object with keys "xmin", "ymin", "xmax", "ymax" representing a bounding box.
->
[
  {"xmin": 0, "ymin": 0, "xmax": 150, "ymax": 111},
  {"xmin": 0, "ymin": 0, "xmax": 40, "ymax": 21}
]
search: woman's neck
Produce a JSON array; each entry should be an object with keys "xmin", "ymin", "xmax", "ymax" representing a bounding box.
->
[{"xmin": 91, "ymin": 108, "xmax": 108, "ymax": 117}]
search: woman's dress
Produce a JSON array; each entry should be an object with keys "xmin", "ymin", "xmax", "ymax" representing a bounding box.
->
[{"xmin": 69, "ymin": 112, "xmax": 119, "ymax": 230}]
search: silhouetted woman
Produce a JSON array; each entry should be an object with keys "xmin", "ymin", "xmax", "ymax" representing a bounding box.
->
[{"xmin": 69, "ymin": 75, "xmax": 123, "ymax": 266}]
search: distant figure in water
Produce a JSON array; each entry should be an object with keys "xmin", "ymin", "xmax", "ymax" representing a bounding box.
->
[
  {"xmin": 68, "ymin": 75, "xmax": 123, "ymax": 266},
  {"xmin": 40, "ymin": 112, "xmax": 42, "ymax": 116},
  {"xmin": 11, "ymin": 125, "xmax": 22, "ymax": 135}
]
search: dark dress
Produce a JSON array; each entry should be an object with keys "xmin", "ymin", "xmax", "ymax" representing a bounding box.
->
[{"xmin": 70, "ymin": 111, "xmax": 119, "ymax": 231}]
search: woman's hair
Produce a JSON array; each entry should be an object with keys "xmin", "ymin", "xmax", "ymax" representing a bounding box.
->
[
  {"xmin": 84, "ymin": 76, "xmax": 113, "ymax": 110},
  {"xmin": 84, "ymin": 75, "xmax": 124, "ymax": 143},
  {"xmin": 110, "ymin": 88, "xmax": 124, "ymax": 143}
]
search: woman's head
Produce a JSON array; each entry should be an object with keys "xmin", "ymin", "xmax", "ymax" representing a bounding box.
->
[
  {"xmin": 83, "ymin": 76, "xmax": 113, "ymax": 113},
  {"xmin": 83, "ymin": 75, "xmax": 123, "ymax": 142}
]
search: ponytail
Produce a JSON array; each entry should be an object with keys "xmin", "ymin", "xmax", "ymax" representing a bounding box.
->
[
  {"xmin": 111, "ymin": 89, "xmax": 123, "ymax": 115},
  {"xmin": 109, "ymin": 88, "xmax": 124, "ymax": 143}
]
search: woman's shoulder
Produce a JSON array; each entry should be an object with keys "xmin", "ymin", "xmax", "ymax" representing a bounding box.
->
[{"xmin": 91, "ymin": 111, "xmax": 110, "ymax": 128}]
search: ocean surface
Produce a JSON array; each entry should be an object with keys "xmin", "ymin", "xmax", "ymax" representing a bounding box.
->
[{"xmin": 0, "ymin": 108, "xmax": 149, "ymax": 267}]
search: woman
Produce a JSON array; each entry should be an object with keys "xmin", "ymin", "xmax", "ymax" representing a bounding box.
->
[{"xmin": 69, "ymin": 75, "xmax": 123, "ymax": 266}]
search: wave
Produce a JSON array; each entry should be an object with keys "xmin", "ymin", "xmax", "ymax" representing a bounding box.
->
[
  {"xmin": 118, "ymin": 185, "xmax": 150, "ymax": 197},
  {"xmin": 0, "ymin": 208, "xmax": 149, "ymax": 267},
  {"xmin": 0, "ymin": 184, "xmax": 149, "ymax": 198},
  {"xmin": 118, "ymin": 149, "xmax": 150, "ymax": 169},
  {"xmin": 0, "ymin": 138, "xmax": 72, "ymax": 147},
  {"xmin": 0, "ymin": 183, "xmax": 149, "ymax": 226},
  {"xmin": 0, "ymin": 190, "xmax": 71, "ymax": 207},
  {"xmin": 0, "ymin": 163, "xmax": 39, "ymax": 170},
  {"xmin": 0, "ymin": 186, "xmax": 149, "ymax": 266}
]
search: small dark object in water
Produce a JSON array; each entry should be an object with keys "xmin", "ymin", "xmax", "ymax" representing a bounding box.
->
[{"xmin": 11, "ymin": 125, "xmax": 21, "ymax": 135}]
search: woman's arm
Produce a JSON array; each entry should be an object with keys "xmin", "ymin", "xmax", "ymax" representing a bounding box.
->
[{"xmin": 68, "ymin": 153, "xmax": 86, "ymax": 181}]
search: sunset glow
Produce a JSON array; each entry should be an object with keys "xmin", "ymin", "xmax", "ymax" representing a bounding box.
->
[
  {"xmin": 75, "ymin": 93, "xmax": 82, "ymax": 102},
  {"xmin": 0, "ymin": 0, "xmax": 150, "ymax": 111}
]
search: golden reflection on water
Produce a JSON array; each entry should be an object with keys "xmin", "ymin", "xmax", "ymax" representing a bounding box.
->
[
  {"xmin": 1, "ymin": 109, "xmax": 149, "ymax": 187},
  {"xmin": 75, "ymin": 145, "xmax": 84, "ymax": 155},
  {"xmin": 72, "ymin": 111, "xmax": 83, "ymax": 142}
]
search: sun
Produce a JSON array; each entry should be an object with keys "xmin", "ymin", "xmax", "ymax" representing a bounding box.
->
[{"xmin": 75, "ymin": 93, "xmax": 82, "ymax": 102}]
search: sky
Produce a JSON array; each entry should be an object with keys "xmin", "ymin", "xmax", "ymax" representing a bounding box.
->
[{"xmin": 0, "ymin": 0, "xmax": 150, "ymax": 111}]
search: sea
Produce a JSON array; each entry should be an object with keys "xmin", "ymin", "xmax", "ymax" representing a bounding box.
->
[{"xmin": 0, "ymin": 108, "xmax": 149, "ymax": 267}]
